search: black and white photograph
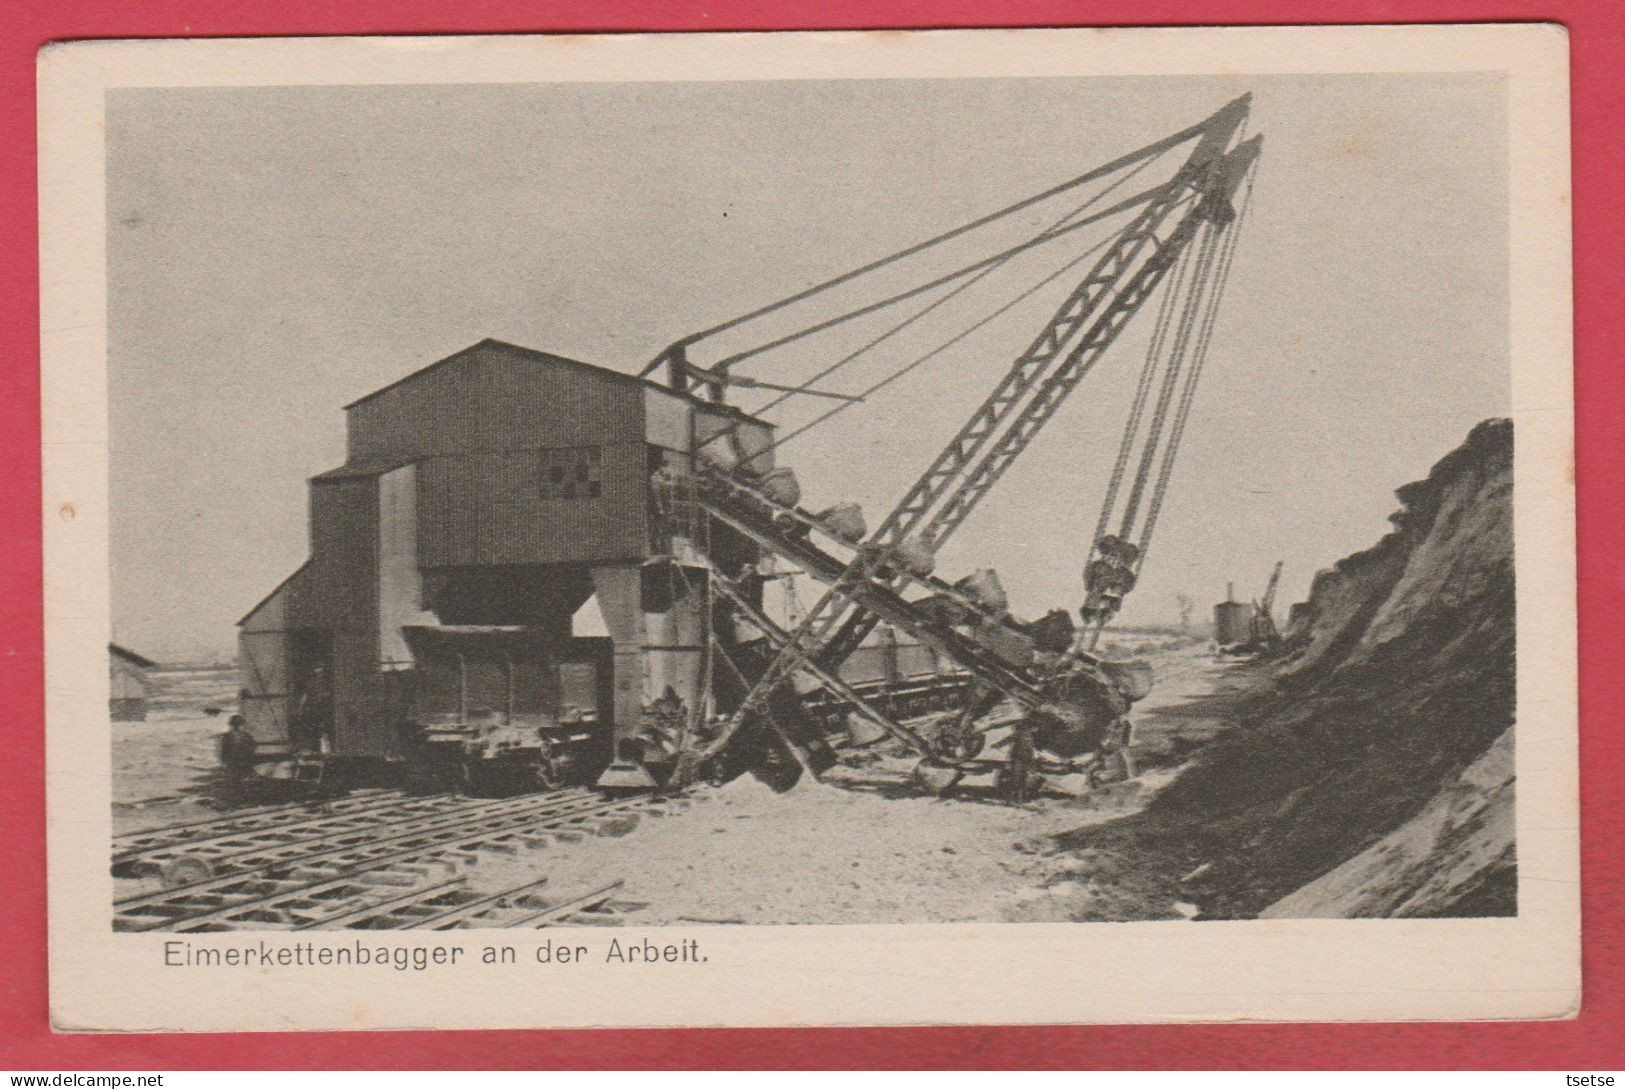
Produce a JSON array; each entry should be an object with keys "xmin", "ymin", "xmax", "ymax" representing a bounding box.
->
[{"xmin": 41, "ymin": 26, "xmax": 1576, "ymax": 1030}]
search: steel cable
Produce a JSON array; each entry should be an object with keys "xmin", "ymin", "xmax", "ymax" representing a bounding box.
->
[
  {"xmin": 1135, "ymin": 163, "xmax": 1258, "ymax": 559},
  {"xmin": 705, "ymin": 183, "xmax": 1170, "ymax": 377},
  {"xmin": 642, "ymin": 113, "xmax": 1222, "ymax": 373},
  {"xmin": 740, "ymin": 147, "xmax": 1176, "ymax": 419},
  {"xmin": 766, "ymin": 228, "xmax": 1123, "ymax": 451},
  {"xmin": 1090, "ymin": 236, "xmax": 1199, "ymax": 547},
  {"xmin": 1114, "ymin": 218, "xmax": 1224, "ymax": 538}
]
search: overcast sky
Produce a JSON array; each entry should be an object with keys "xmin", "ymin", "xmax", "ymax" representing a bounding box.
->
[{"xmin": 107, "ymin": 71, "xmax": 1507, "ymax": 663}]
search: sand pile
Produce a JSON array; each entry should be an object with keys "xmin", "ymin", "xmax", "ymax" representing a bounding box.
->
[
  {"xmin": 1053, "ymin": 418, "xmax": 1516, "ymax": 918},
  {"xmin": 462, "ymin": 757, "xmax": 1160, "ymax": 926}
]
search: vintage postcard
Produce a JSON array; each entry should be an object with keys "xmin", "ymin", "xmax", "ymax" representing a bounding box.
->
[{"xmin": 40, "ymin": 25, "xmax": 1576, "ymax": 1032}]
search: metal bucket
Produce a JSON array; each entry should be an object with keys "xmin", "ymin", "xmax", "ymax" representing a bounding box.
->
[
  {"xmin": 974, "ymin": 620, "xmax": 1034, "ymax": 668},
  {"xmin": 845, "ymin": 711, "xmax": 889, "ymax": 748},
  {"xmin": 955, "ymin": 568, "xmax": 1009, "ymax": 612},
  {"xmin": 817, "ymin": 502, "xmax": 867, "ymax": 543},
  {"xmin": 758, "ymin": 466, "xmax": 801, "ymax": 507},
  {"xmin": 890, "ymin": 537, "xmax": 936, "ymax": 578},
  {"xmin": 733, "ymin": 425, "xmax": 775, "ymax": 472},
  {"xmin": 1100, "ymin": 659, "xmax": 1155, "ymax": 703},
  {"xmin": 694, "ymin": 433, "xmax": 739, "ymax": 472}
]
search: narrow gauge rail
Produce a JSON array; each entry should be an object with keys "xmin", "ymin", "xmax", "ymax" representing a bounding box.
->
[
  {"xmin": 113, "ymin": 788, "xmax": 401, "ymax": 859},
  {"xmin": 115, "ymin": 792, "xmax": 678, "ymax": 931},
  {"xmin": 117, "ymin": 790, "xmax": 599, "ymax": 895},
  {"xmin": 304, "ymin": 878, "xmax": 632, "ymax": 931},
  {"xmin": 114, "ymin": 789, "xmax": 592, "ymax": 880}
]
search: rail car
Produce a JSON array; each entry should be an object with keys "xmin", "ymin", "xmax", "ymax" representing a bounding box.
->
[
  {"xmin": 389, "ymin": 624, "xmax": 965, "ymax": 793},
  {"xmin": 392, "ymin": 625, "xmax": 615, "ymax": 793},
  {"xmin": 799, "ymin": 641, "xmax": 974, "ymax": 734}
]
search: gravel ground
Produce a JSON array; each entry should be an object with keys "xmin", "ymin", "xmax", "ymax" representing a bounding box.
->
[
  {"xmin": 464, "ymin": 640, "xmax": 1231, "ymax": 926},
  {"xmin": 466, "ymin": 764, "xmax": 1174, "ymax": 926}
]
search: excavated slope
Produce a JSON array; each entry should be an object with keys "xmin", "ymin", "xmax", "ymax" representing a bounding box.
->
[
  {"xmin": 1260, "ymin": 727, "xmax": 1513, "ymax": 918},
  {"xmin": 1056, "ymin": 418, "xmax": 1515, "ymax": 918}
]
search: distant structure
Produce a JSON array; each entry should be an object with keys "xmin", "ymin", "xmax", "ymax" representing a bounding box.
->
[
  {"xmin": 109, "ymin": 643, "xmax": 157, "ymax": 721},
  {"xmin": 1175, "ymin": 594, "xmax": 1196, "ymax": 633},
  {"xmin": 1212, "ymin": 582, "xmax": 1252, "ymax": 646},
  {"xmin": 1287, "ymin": 600, "xmax": 1310, "ymax": 633}
]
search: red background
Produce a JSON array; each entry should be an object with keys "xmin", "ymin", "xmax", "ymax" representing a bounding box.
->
[{"xmin": 1, "ymin": 0, "xmax": 1618, "ymax": 1070}]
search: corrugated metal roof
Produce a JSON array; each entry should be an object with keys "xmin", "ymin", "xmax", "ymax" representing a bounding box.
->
[
  {"xmin": 236, "ymin": 560, "xmax": 312, "ymax": 626},
  {"xmin": 108, "ymin": 643, "xmax": 158, "ymax": 669},
  {"xmin": 309, "ymin": 458, "xmax": 413, "ymax": 482},
  {"xmin": 341, "ymin": 338, "xmax": 772, "ymax": 428}
]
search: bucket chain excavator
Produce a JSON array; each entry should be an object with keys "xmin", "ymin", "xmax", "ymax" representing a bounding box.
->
[{"xmin": 622, "ymin": 96, "xmax": 1261, "ymax": 800}]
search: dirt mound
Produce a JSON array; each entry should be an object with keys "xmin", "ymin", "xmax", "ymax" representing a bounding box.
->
[
  {"xmin": 1054, "ymin": 418, "xmax": 1515, "ymax": 918},
  {"xmin": 1261, "ymin": 727, "xmax": 1514, "ymax": 918}
]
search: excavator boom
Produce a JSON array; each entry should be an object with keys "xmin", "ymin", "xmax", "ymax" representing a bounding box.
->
[{"xmin": 639, "ymin": 97, "xmax": 1261, "ymax": 794}]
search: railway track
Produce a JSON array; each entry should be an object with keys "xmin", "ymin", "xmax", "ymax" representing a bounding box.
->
[
  {"xmin": 112, "ymin": 788, "xmax": 403, "ymax": 860},
  {"xmin": 127, "ymin": 790, "xmax": 603, "ymax": 890},
  {"xmin": 304, "ymin": 878, "xmax": 638, "ymax": 931},
  {"xmin": 113, "ymin": 789, "xmax": 593, "ymax": 883},
  {"xmin": 114, "ymin": 791, "xmax": 680, "ymax": 932}
]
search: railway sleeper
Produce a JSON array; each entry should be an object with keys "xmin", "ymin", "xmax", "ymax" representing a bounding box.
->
[
  {"xmin": 111, "ymin": 789, "xmax": 401, "ymax": 857},
  {"xmin": 115, "ymin": 793, "xmax": 508, "ymax": 876},
  {"xmin": 115, "ymin": 793, "xmax": 690, "ymax": 931}
]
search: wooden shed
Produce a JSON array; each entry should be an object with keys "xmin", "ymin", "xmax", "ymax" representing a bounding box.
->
[{"xmin": 109, "ymin": 643, "xmax": 157, "ymax": 721}]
